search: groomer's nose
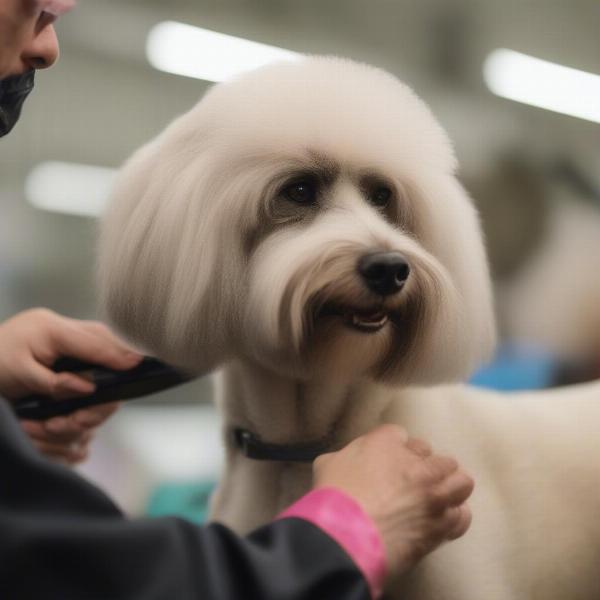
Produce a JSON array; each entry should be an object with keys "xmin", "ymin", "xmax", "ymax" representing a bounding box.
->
[{"xmin": 22, "ymin": 25, "xmax": 60, "ymax": 70}]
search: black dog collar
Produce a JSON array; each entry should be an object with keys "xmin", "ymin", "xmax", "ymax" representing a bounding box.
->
[{"xmin": 233, "ymin": 427, "xmax": 332, "ymax": 463}]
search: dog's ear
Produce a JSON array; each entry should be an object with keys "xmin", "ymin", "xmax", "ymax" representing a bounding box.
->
[
  {"xmin": 408, "ymin": 175, "xmax": 497, "ymax": 382},
  {"xmin": 97, "ymin": 115, "xmax": 243, "ymax": 373}
]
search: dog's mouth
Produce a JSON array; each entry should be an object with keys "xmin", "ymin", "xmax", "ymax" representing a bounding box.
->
[{"xmin": 318, "ymin": 304, "xmax": 391, "ymax": 333}]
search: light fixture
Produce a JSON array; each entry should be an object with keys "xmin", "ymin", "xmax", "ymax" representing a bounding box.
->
[
  {"xmin": 483, "ymin": 48, "xmax": 600, "ymax": 124},
  {"xmin": 146, "ymin": 20, "xmax": 303, "ymax": 82},
  {"xmin": 26, "ymin": 161, "xmax": 117, "ymax": 217}
]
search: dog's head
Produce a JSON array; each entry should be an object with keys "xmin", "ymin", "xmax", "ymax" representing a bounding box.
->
[{"xmin": 98, "ymin": 56, "xmax": 496, "ymax": 385}]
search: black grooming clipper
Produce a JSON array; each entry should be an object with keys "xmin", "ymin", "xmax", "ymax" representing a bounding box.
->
[{"xmin": 12, "ymin": 357, "xmax": 193, "ymax": 421}]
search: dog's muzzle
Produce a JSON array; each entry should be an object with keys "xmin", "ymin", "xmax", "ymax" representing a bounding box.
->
[{"xmin": 314, "ymin": 251, "xmax": 410, "ymax": 334}]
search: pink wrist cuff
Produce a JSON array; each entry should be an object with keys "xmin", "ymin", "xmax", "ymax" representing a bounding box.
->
[{"xmin": 277, "ymin": 487, "xmax": 387, "ymax": 599}]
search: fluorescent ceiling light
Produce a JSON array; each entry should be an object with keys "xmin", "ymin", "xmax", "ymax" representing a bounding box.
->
[
  {"xmin": 484, "ymin": 48, "xmax": 600, "ymax": 124},
  {"xmin": 26, "ymin": 161, "xmax": 117, "ymax": 217},
  {"xmin": 146, "ymin": 20, "xmax": 303, "ymax": 82}
]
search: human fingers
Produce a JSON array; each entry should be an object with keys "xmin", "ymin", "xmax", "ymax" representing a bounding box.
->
[
  {"xmin": 32, "ymin": 444, "xmax": 70, "ymax": 465},
  {"xmin": 435, "ymin": 469, "xmax": 475, "ymax": 507},
  {"xmin": 22, "ymin": 403, "xmax": 118, "ymax": 451},
  {"xmin": 22, "ymin": 417, "xmax": 84, "ymax": 441},
  {"xmin": 371, "ymin": 423, "xmax": 410, "ymax": 445},
  {"xmin": 18, "ymin": 356, "xmax": 95, "ymax": 397},
  {"xmin": 443, "ymin": 504, "xmax": 473, "ymax": 540},
  {"xmin": 72, "ymin": 401, "xmax": 120, "ymax": 428},
  {"xmin": 43, "ymin": 401, "xmax": 120, "ymax": 436},
  {"xmin": 20, "ymin": 419, "xmax": 48, "ymax": 440},
  {"xmin": 420, "ymin": 454, "xmax": 459, "ymax": 483},
  {"xmin": 76, "ymin": 320, "xmax": 139, "ymax": 357},
  {"xmin": 32, "ymin": 436, "xmax": 91, "ymax": 464},
  {"xmin": 49, "ymin": 320, "xmax": 142, "ymax": 371},
  {"xmin": 38, "ymin": 445, "xmax": 89, "ymax": 465},
  {"xmin": 405, "ymin": 437, "xmax": 432, "ymax": 458}
]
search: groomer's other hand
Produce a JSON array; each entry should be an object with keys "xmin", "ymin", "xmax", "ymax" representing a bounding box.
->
[
  {"xmin": 313, "ymin": 424, "xmax": 474, "ymax": 577},
  {"xmin": 0, "ymin": 308, "xmax": 142, "ymax": 464}
]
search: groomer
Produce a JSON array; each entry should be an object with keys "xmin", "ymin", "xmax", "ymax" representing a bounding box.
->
[{"xmin": 0, "ymin": 2, "xmax": 475, "ymax": 599}]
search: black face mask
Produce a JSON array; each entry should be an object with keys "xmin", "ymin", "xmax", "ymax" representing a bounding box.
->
[{"xmin": 0, "ymin": 70, "xmax": 35, "ymax": 137}]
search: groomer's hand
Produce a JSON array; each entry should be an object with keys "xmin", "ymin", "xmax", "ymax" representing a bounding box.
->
[
  {"xmin": 313, "ymin": 424, "xmax": 473, "ymax": 577},
  {"xmin": 0, "ymin": 308, "xmax": 142, "ymax": 464}
]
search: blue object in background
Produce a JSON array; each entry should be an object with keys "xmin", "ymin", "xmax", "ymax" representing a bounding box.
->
[
  {"xmin": 470, "ymin": 343, "xmax": 558, "ymax": 391},
  {"xmin": 146, "ymin": 480, "xmax": 216, "ymax": 524}
]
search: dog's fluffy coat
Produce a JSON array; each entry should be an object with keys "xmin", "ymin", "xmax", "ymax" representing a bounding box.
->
[{"xmin": 99, "ymin": 57, "xmax": 600, "ymax": 599}]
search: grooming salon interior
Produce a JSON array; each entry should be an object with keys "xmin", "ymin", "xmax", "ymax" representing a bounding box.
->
[{"xmin": 0, "ymin": 0, "xmax": 598, "ymax": 586}]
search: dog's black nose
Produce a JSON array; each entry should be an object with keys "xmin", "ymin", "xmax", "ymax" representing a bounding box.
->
[{"xmin": 357, "ymin": 252, "xmax": 410, "ymax": 296}]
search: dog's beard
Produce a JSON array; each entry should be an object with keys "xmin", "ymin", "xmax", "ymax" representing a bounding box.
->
[
  {"xmin": 243, "ymin": 217, "xmax": 462, "ymax": 384},
  {"xmin": 305, "ymin": 271, "xmax": 431, "ymax": 382}
]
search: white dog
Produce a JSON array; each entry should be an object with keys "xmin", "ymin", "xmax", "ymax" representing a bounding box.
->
[{"xmin": 98, "ymin": 57, "xmax": 600, "ymax": 599}]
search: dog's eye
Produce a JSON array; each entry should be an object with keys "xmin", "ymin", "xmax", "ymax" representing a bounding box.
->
[
  {"xmin": 282, "ymin": 181, "xmax": 318, "ymax": 205},
  {"xmin": 369, "ymin": 186, "xmax": 392, "ymax": 208}
]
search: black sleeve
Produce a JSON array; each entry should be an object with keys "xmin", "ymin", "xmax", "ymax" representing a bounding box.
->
[{"xmin": 0, "ymin": 399, "xmax": 370, "ymax": 600}]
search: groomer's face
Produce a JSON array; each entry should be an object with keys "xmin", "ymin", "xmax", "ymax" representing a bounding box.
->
[{"xmin": 0, "ymin": 0, "xmax": 74, "ymax": 79}]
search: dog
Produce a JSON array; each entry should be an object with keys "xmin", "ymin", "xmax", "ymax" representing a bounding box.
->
[{"xmin": 98, "ymin": 56, "xmax": 600, "ymax": 599}]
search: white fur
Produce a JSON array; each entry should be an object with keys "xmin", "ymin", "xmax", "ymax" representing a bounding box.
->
[{"xmin": 98, "ymin": 56, "xmax": 600, "ymax": 599}]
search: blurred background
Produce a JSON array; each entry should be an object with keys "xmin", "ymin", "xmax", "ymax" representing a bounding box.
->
[{"xmin": 1, "ymin": 0, "xmax": 599, "ymax": 518}]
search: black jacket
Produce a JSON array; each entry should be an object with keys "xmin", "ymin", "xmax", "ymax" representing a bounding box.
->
[{"xmin": 0, "ymin": 399, "xmax": 370, "ymax": 600}]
